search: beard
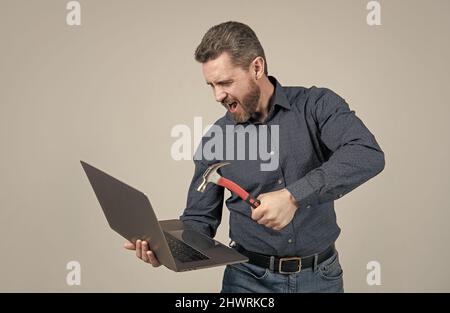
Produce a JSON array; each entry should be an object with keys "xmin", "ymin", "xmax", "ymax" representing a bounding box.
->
[{"xmin": 230, "ymin": 79, "xmax": 261, "ymax": 123}]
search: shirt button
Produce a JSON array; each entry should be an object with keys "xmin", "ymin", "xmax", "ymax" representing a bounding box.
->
[
  {"xmin": 277, "ymin": 179, "xmax": 283, "ymax": 184},
  {"xmin": 306, "ymin": 205, "xmax": 311, "ymax": 209},
  {"xmin": 288, "ymin": 239, "xmax": 293, "ymax": 244},
  {"xmin": 270, "ymin": 151, "xmax": 275, "ymax": 155}
]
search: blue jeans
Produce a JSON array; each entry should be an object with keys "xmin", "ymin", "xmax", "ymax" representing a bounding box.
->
[{"xmin": 221, "ymin": 251, "xmax": 344, "ymax": 293}]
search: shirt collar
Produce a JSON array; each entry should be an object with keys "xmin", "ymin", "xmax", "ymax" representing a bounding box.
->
[
  {"xmin": 268, "ymin": 75, "xmax": 291, "ymax": 111},
  {"xmin": 225, "ymin": 75, "xmax": 291, "ymax": 124}
]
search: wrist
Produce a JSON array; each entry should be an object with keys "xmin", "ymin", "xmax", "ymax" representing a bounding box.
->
[{"xmin": 283, "ymin": 188, "xmax": 298, "ymax": 208}]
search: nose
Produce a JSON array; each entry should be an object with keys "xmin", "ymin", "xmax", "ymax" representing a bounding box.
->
[{"xmin": 214, "ymin": 88, "xmax": 227, "ymax": 103}]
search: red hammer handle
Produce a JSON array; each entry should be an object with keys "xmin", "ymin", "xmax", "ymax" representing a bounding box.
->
[{"xmin": 218, "ymin": 177, "xmax": 260, "ymax": 208}]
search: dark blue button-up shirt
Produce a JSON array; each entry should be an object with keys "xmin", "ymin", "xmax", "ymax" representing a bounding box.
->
[{"xmin": 180, "ymin": 76, "xmax": 385, "ymax": 256}]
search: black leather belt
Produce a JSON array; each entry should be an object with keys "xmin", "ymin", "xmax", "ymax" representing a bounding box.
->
[{"xmin": 234, "ymin": 243, "xmax": 336, "ymax": 274}]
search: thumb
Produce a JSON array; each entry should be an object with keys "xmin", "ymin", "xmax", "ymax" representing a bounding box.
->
[
  {"xmin": 124, "ymin": 241, "xmax": 136, "ymax": 250},
  {"xmin": 251, "ymin": 205, "xmax": 264, "ymax": 221}
]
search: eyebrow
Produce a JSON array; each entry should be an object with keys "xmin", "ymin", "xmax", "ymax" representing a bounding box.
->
[{"xmin": 206, "ymin": 79, "xmax": 233, "ymax": 86}]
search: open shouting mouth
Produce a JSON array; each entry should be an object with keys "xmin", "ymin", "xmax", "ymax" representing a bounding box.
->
[{"xmin": 225, "ymin": 101, "xmax": 238, "ymax": 113}]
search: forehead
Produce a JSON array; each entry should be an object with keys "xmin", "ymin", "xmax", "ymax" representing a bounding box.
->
[{"xmin": 202, "ymin": 53, "xmax": 245, "ymax": 83}]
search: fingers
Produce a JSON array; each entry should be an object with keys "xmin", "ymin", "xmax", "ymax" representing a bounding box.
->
[
  {"xmin": 141, "ymin": 241, "xmax": 149, "ymax": 262},
  {"xmin": 136, "ymin": 239, "xmax": 142, "ymax": 259},
  {"xmin": 129, "ymin": 240, "xmax": 161, "ymax": 267},
  {"xmin": 256, "ymin": 212, "xmax": 274, "ymax": 227},
  {"xmin": 257, "ymin": 216, "xmax": 285, "ymax": 231},
  {"xmin": 251, "ymin": 196, "xmax": 264, "ymax": 221},
  {"xmin": 146, "ymin": 251, "xmax": 161, "ymax": 267},
  {"xmin": 260, "ymin": 220, "xmax": 275, "ymax": 229},
  {"xmin": 251, "ymin": 207, "xmax": 265, "ymax": 221},
  {"xmin": 268, "ymin": 222, "xmax": 286, "ymax": 231},
  {"xmin": 270, "ymin": 224, "xmax": 281, "ymax": 231}
]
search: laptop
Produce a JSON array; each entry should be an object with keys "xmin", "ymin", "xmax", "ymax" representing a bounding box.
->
[{"xmin": 80, "ymin": 161, "xmax": 248, "ymax": 272}]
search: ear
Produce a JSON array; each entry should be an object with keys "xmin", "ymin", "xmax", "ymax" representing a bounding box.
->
[{"xmin": 251, "ymin": 56, "xmax": 265, "ymax": 80}]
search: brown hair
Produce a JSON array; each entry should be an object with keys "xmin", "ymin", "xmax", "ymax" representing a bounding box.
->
[{"xmin": 194, "ymin": 21, "xmax": 268, "ymax": 75}]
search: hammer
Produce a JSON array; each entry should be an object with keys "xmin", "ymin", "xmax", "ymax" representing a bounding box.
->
[{"xmin": 197, "ymin": 161, "xmax": 260, "ymax": 209}]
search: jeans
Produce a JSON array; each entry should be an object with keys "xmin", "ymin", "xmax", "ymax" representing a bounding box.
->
[{"xmin": 221, "ymin": 250, "xmax": 344, "ymax": 293}]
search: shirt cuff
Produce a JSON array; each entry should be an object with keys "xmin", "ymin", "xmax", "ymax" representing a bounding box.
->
[
  {"xmin": 286, "ymin": 177, "xmax": 320, "ymax": 210},
  {"xmin": 179, "ymin": 217, "xmax": 213, "ymax": 238}
]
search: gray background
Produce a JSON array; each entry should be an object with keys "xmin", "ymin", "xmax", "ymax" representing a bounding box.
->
[{"xmin": 1, "ymin": 0, "xmax": 449, "ymax": 292}]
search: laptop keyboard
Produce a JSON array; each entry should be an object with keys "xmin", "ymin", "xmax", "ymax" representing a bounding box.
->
[{"xmin": 164, "ymin": 232, "xmax": 209, "ymax": 263}]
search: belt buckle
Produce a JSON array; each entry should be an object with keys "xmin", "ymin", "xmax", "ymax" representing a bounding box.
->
[{"xmin": 278, "ymin": 257, "xmax": 302, "ymax": 274}]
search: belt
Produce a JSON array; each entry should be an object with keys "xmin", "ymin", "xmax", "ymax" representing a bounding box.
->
[{"xmin": 234, "ymin": 243, "xmax": 336, "ymax": 274}]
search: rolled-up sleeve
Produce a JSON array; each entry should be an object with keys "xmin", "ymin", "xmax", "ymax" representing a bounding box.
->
[
  {"xmin": 286, "ymin": 89, "xmax": 385, "ymax": 209},
  {"xmin": 180, "ymin": 158, "xmax": 225, "ymax": 238}
]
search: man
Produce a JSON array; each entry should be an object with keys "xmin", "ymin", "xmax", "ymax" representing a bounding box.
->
[{"xmin": 125, "ymin": 21, "xmax": 385, "ymax": 293}]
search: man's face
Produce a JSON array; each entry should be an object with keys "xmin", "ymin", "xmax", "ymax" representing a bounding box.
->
[{"xmin": 202, "ymin": 53, "xmax": 261, "ymax": 123}]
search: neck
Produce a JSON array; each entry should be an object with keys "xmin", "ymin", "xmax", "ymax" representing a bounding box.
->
[{"xmin": 255, "ymin": 76, "xmax": 275, "ymax": 122}]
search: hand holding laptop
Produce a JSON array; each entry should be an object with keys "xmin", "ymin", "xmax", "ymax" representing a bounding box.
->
[
  {"xmin": 124, "ymin": 240, "xmax": 161, "ymax": 267},
  {"xmin": 81, "ymin": 160, "xmax": 247, "ymax": 272}
]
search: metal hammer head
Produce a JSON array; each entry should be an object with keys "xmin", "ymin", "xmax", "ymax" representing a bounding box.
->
[{"xmin": 197, "ymin": 161, "xmax": 230, "ymax": 193}]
